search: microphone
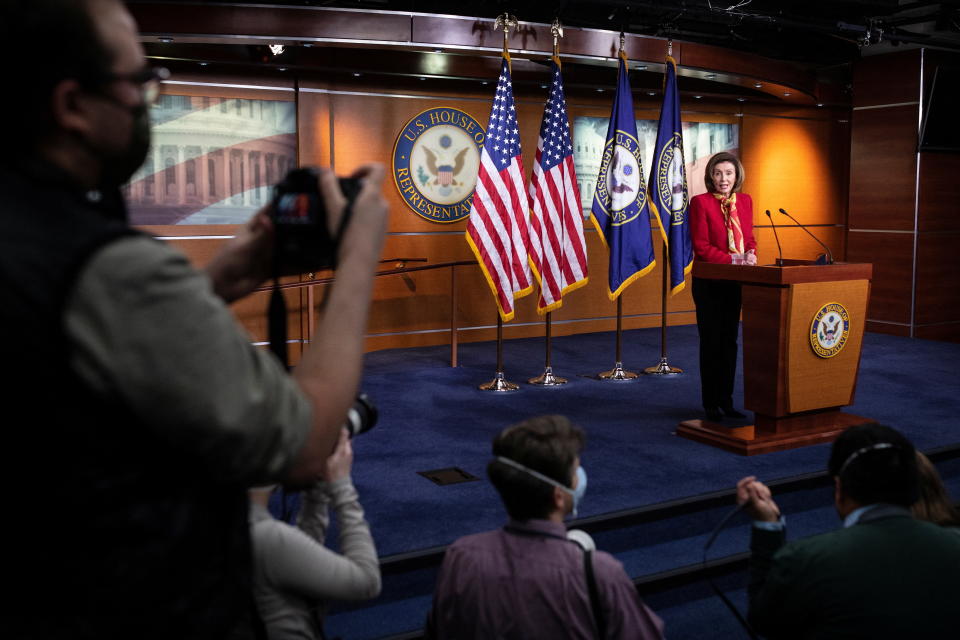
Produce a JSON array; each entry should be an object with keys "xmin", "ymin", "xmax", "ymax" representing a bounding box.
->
[
  {"xmin": 765, "ymin": 210, "xmax": 783, "ymax": 266},
  {"xmin": 778, "ymin": 208, "xmax": 834, "ymax": 265}
]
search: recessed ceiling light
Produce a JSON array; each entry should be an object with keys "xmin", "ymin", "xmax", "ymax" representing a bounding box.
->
[
  {"xmin": 817, "ymin": 102, "xmax": 824, "ymax": 107},
  {"xmin": 783, "ymin": 91, "xmax": 792, "ymax": 97},
  {"xmin": 694, "ymin": 95, "xmax": 702, "ymax": 99},
  {"xmin": 540, "ymin": 84, "xmax": 547, "ymax": 89},
  {"xmin": 737, "ymin": 97, "xmax": 746, "ymax": 102},
  {"xmin": 158, "ymin": 37, "xmax": 173, "ymax": 43},
  {"xmin": 420, "ymin": 77, "xmax": 427, "ymax": 81},
  {"xmin": 482, "ymin": 81, "xmax": 489, "ymax": 85},
  {"xmin": 637, "ymin": 65, "xmax": 648, "ymax": 71},
  {"xmin": 277, "ymin": 67, "xmax": 287, "ymax": 72},
  {"xmin": 353, "ymin": 72, "xmax": 362, "ymax": 77},
  {"xmin": 754, "ymin": 82, "xmax": 762, "ymax": 88},
  {"xmin": 198, "ymin": 62, "xmax": 208, "ymax": 66},
  {"xmin": 596, "ymin": 88, "xmax": 604, "ymax": 92},
  {"xmin": 302, "ymin": 42, "xmax": 313, "ymax": 48},
  {"xmin": 706, "ymin": 73, "xmax": 716, "ymax": 79},
  {"xmin": 647, "ymin": 91, "xmax": 656, "ymax": 96}
]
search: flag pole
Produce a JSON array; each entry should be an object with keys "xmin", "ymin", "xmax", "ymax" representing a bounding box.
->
[
  {"xmin": 643, "ymin": 39, "xmax": 682, "ymax": 377},
  {"xmin": 598, "ymin": 296, "xmax": 638, "ymax": 380},
  {"xmin": 595, "ymin": 30, "xmax": 638, "ymax": 382},
  {"xmin": 529, "ymin": 311, "xmax": 567, "ymax": 385},
  {"xmin": 478, "ymin": 13, "xmax": 521, "ymax": 393},
  {"xmin": 530, "ymin": 18, "xmax": 568, "ymax": 387},
  {"xmin": 479, "ymin": 314, "xmax": 519, "ymax": 391},
  {"xmin": 643, "ymin": 241, "xmax": 682, "ymax": 375}
]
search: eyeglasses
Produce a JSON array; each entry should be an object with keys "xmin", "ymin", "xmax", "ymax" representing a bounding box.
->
[{"xmin": 98, "ymin": 66, "xmax": 170, "ymax": 105}]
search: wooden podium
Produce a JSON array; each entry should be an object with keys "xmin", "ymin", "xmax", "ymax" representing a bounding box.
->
[{"xmin": 677, "ymin": 260, "xmax": 874, "ymax": 455}]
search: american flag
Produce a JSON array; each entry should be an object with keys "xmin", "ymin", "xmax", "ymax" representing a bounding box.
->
[
  {"xmin": 528, "ymin": 58, "xmax": 588, "ymax": 314},
  {"xmin": 465, "ymin": 55, "xmax": 533, "ymax": 322}
]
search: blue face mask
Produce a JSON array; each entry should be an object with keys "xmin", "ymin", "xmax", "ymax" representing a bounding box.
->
[
  {"xmin": 571, "ymin": 466, "xmax": 587, "ymax": 516},
  {"xmin": 496, "ymin": 457, "xmax": 587, "ymax": 517}
]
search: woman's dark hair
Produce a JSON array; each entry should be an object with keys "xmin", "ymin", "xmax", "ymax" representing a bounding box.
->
[
  {"xmin": 827, "ymin": 423, "xmax": 919, "ymax": 508},
  {"xmin": 704, "ymin": 151, "xmax": 745, "ymax": 194},
  {"xmin": 0, "ymin": 0, "xmax": 115, "ymax": 152},
  {"xmin": 912, "ymin": 451, "xmax": 960, "ymax": 527},
  {"xmin": 487, "ymin": 415, "xmax": 584, "ymax": 521}
]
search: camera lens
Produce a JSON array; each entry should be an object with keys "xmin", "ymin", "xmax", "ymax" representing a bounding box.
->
[{"xmin": 343, "ymin": 393, "xmax": 377, "ymax": 438}]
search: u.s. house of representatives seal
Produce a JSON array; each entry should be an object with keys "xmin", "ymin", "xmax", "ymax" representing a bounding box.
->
[
  {"xmin": 810, "ymin": 302, "xmax": 850, "ymax": 358},
  {"xmin": 594, "ymin": 131, "xmax": 646, "ymax": 226},
  {"xmin": 656, "ymin": 132, "xmax": 688, "ymax": 226},
  {"xmin": 393, "ymin": 107, "xmax": 484, "ymax": 223}
]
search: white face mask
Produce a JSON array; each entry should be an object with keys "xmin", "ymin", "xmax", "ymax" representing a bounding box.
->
[{"xmin": 496, "ymin": 456, "xmax": 587, "ymax": 517}]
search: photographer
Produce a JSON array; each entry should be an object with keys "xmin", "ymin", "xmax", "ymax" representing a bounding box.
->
[
  {"xmin": 250, "ymin": 428, "xmax": 382, "ymax": 640},
  {"xmin": 0, "ymin": 0, "xmax": 387, "ymax": 637}
]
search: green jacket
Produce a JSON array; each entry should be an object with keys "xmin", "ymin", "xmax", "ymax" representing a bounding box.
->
[{"xmin": 748, "ymin": 504, "xmax": 960, "ymax": 639}]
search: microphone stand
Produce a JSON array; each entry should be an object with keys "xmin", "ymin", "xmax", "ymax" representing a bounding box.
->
[
  {"xmin": 778, "ymin": 208, "xmax": 834, "ymax": 265},
  {"xmin": 765, "ymin": 209, "xmax": 784, "ymax": 266}
]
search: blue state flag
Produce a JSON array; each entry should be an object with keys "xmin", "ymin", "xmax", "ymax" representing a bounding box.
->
[
  {"xmin": 648, "ymin": 55, "xmax": 693, "ymax": 294},
  {"xmin": 589, "ymin": 51, "xmax": 656, "ymax": 300}
]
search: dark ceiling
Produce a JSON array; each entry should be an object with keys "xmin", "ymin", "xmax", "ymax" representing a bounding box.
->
[{"xmin": 191, "ymin": 0, "xmax": 960, "ymax": 68}]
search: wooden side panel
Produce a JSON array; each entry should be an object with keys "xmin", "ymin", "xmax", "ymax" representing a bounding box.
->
[
  {"xmin": 852, "ymin": 50, "xmax": 921, "ymax": 108},
  {"xmin": 918, "ymin": 152, "xmax": 960, "ymax": 233},
  {"xmin": 915, "ymin": 231, "xmax": 960, "ymax": 326},
  {"xmin": 915, "ymin": 323, "xmax": 960, "ymax": 343},
  {"xmin": 848, "ymin": 105, "xmax": 918, "ymax": 231},
  {"xmin": 866, "ymin": 321, "xmax": 910, "ymax": 337},
  {"xmin": 742, "ymin": 285, "xmax": 789, "ymax": 416},
  {"xmin": 786, "ymin": 280, "xmax": 869, "ymax": 413},
  {"xmin": 846, "ymin": 231, "xmax": 913, "ymax": 325}
]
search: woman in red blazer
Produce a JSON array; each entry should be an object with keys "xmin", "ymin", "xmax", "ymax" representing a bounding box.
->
[{"xmin": 689, "ymin": 152, "xmax": 757, "ymax": 423}]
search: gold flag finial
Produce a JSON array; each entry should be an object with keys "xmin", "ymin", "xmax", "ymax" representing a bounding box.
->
[
  {"xmin": 619, "ymin": 30, "xmax": 626, "ymax": 54},
  {"xmin": 494, "ymin": 14, "xmax": 518, "ymax": 54},
  {"xmin": 551, "ymin": 18, "xmax": 564, "ymax": 58}
]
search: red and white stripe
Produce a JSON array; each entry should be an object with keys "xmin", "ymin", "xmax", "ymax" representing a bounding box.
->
[
  {"xmin": 466, "ymin": 152, "xmax": 533, "ymax": 321},
  {"xmin": 529, "ymin": 144, "xmax": 588, "ymax": 313}
]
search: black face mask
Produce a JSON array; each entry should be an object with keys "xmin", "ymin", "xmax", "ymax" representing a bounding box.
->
[
  {"xmin": 97, "ymin": 102, "xmax": 152, "ymax": 190},
  {"xmin": 76, "ymin": 96, "xmax": 152, "ymax": 191}
]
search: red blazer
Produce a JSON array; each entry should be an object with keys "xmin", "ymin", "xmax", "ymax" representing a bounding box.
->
[{"xmin": 689, "ymin": 192, "xmax": 758, "ymax": 264}]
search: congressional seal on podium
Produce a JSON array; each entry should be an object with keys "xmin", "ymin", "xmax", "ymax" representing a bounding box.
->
[
  {"xmin": 810, "ymin": 302, "xmax": 850, "ymax": 358},
  {"xmin": 393, "ymin": 107, "xmax": 484, "ymax": 224}
]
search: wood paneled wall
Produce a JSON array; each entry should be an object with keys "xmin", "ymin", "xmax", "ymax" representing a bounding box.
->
[
  {"xmin": 160, "ymin": 69, "xmax": 852, "ymax": 356},
  {"xmin": 847, "ymin": 49, "xmax": 960, "ymax": 342}
]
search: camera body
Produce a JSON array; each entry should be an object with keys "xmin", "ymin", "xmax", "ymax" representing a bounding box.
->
[{"xmin": 270, "ymin": 167, "xmax": 361, "ymax": 273}]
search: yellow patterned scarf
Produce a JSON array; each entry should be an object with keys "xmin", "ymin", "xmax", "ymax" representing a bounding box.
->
[{"xmin": 713, "ymin": 192, "xmax": 744, "ymax": 254}]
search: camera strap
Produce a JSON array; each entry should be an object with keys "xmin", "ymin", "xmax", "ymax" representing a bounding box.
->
[
  {"xmin": 268, "ymin": 276, "xmax": 288, "ymax": 367},
  {"xmin": 267, "ymin": 197, "xmax": 353, "ymax": 370}
]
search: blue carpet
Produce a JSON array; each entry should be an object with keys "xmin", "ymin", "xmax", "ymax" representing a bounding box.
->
[
  {"xmin": 343, "ymin": 326, "xmax": 960, "ymax": 557},
  {"xmin": 312, "ymin": 326, "xmax": 960, "ymax": 639}
]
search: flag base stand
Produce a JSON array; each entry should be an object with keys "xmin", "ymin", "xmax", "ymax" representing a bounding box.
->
[
  {"xmin": 479, "ymin": 371, "xmax": 519, "ymax": 392},
  {"xmin": 529, "ymin": 366, "xmax": 567, "ymax": 386},
  {"xmin": 597, "ymin": 362, "xmax": 638, "ymax": 381},
  {"xmin": 643, "ymin": 357, "xmax": 682, "ymax": 376}
]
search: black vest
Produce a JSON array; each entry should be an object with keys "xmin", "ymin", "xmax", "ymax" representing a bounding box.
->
[{"xmin": 0, "ymin": 164, "xmax": 252, "ymax": 639}]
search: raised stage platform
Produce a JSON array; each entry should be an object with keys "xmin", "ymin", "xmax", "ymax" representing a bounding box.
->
[{"xmin": 290, "ymin": 325, "xmax": 960, "ymax": 639}]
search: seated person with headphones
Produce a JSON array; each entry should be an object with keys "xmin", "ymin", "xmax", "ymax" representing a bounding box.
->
[
  {"xmin": 738, "ymin": 423, "xmax": 960, "ymax": 639},
  {"xmin": 426, "ymin": 415, "xmax": 664, "ymax": 640}
]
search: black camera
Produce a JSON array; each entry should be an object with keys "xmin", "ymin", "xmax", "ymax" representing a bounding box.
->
[
  {"xmin": 344, "ymin": 393, "xmax": 378, "ymax": 438},
  {"xmin": 270, "ymin": 167, "xmax": 362, "ymax": 273}
]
